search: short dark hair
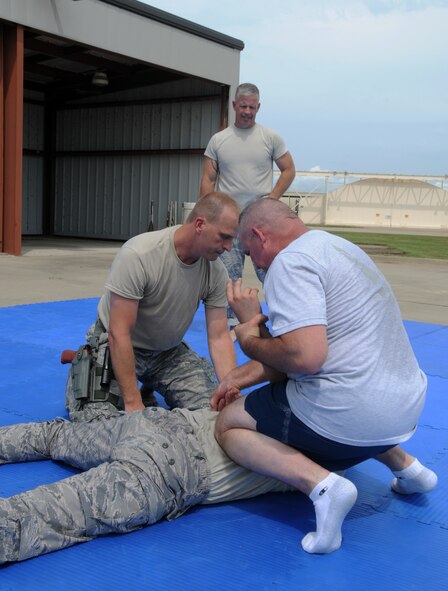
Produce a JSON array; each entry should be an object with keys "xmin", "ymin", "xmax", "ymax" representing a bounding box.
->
[
  {"xmin": 240, "ymin": 198, "xmax": 296, "ymax": 231},
  {"xmin": 188, "ymin": 193, "xmax": 240, "ymax": 224}
]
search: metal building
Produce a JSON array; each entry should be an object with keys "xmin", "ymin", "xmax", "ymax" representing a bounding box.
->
[
  {"xmin": 284, "ymin": 171, "xmax": 448, "ymax": 230},
  {"xmin": 0, "ymin": 0, "xmax": 244, "ymax": 254}
]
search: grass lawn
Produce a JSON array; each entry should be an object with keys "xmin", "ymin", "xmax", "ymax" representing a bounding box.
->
[{"xmin": 324, "ymin": 231, "xmax": 448, "ymax": 260}]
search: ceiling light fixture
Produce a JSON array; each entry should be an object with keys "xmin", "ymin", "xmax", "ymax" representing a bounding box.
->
[{"xmin": 91, "ymin": 71, "xmax": 109, "ymax": 87}]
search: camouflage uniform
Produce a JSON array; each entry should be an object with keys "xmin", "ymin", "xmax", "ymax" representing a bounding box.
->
[
  {"xmin": 219, "ymin": 237, "xmax": 265, "ymax": 324},
  {"xmin": 65, "ymin": 321, "xmax": 217, "ymax": 422},
  {"xmin": 0, "ymin": 407, "xmax": 210, "ymax": 564}
]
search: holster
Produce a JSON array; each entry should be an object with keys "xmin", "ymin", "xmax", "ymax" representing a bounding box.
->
[
  {"xmin": 71, "ymin": 345, "xmax": 93, "ymax": 400},
  {"xmin": 70, "ymin": 343, "xmax": 120, "ymax": 407}
]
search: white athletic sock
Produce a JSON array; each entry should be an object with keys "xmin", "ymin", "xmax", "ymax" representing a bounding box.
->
[
  {"xmin": 391, "ymin": 458, "xmax": 438, "ymax": 494},
  {"xmin": 301, "ymin": 473, "xmax": 358, "ymax": 555}
]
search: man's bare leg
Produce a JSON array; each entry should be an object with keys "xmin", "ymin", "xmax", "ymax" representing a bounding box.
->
[
  {"xmin": 215, "ymin": 398, "xmax": 357, "ymax": 554},
  {"xmin": 375, "ymin": 446, "xmax": 437, "ymax": 494}
]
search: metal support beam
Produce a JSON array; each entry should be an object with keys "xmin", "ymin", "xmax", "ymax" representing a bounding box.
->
[
  {"xmin": 2, "ymin": 25, "xmax": 24, "ymax": 255},
  {"xmin": 0, "ymin": 27, "xmax": 3, "ymax": 253}
]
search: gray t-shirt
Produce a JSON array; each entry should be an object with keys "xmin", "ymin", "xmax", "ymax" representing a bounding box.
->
[
  {"xmin": 98, "ymin": 226, "xmax": 228, "ymax": 351},
  {"xmin": 204, "ymin": 124, "xmax": 288, "ymax": 209},
  {"xmin": 264, "ymin": 230, "xmax": 427, "ymax": 447},
  {"xmin": 179, "ymin": 408, "xmax": 293, "ymax": 504}
]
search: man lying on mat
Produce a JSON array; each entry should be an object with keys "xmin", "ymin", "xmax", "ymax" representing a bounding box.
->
[{"xmin": 0, "ymin": 398, "xmax": 436, "ymax": 563}]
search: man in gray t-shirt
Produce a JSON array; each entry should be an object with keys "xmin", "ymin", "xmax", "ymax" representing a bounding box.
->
[
  {"xmin": 66, "ymin": 193, "xmax": 240, "ymax": 420},
  {"xmin": 200, "ymin": 83, "xmax": 295, "ymax": 325}
]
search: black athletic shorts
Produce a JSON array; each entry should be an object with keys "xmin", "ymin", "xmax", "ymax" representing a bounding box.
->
[{"xmin": 244, "ymin": 380, "xmax": 395, "ymax": 472}]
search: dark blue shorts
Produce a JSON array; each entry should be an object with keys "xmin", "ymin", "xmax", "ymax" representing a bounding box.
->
[{"xmin": 244, "ymin": 380, "xmax": 395, "ymax": 472}]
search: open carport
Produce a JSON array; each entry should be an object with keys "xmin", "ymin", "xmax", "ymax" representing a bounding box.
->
[{"xmin": 0, "ymin": 0, "xmax": 244, "ymax": 254}]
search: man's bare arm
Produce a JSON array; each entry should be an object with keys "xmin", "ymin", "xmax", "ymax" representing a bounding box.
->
[
  {"xmin": 227, "ymin": 278, "xmax": 271, "ymax": 338},
  {"xmin": 199, "ymin": 157, "xmax": 218, "ymax": 198},
  {"xmin": 107, "ymin": 293, "xmax": 144, "ymax": 412},
  {"xmin": 236, "ymin": 318, "xmax": 328, "ymax": 375},
  {"xmin": 210, "ymin": 358, "xmax": 285, "ymax": 411},
  {"xmin": 205, "ymin": 306, "xmax": 236, "ymax": 380},
  {"xmin": 209, "ymin": 311, "xmax": 285, "ymax": 410},
  {"xmin": 269, "ymin": 151, "xmax": 296, "ymax": 199}
]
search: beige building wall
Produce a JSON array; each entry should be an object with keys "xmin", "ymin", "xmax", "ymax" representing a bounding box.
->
[{"xmin": 284, "ymin": 178, "xmax": 448, "ymax": 230}]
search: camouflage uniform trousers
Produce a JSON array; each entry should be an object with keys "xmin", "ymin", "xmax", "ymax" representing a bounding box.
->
[
  {"xmin": 219, "ymin": 236, "xmax": 266, "ymax": 324},
  {"xmin": 0, "ymin": 407, "xmax": 210, "ymax": 564},
  {"xmin": 66, "ymin": 322, "xmax": 217, "ymax": 422}
]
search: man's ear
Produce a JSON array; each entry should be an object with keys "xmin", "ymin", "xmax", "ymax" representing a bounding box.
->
[
  {"xmin": 252, "ymin": 227, "xmax": 266, "ymax": 244},
  {"xmin": 194, "ymin": 217, "xmax": 206, "ymax": 233}
]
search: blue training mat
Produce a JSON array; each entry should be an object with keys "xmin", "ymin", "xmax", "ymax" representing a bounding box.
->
[{"xmin": 0, "ymin": 299, "xmax": 447, "ymax": 591}]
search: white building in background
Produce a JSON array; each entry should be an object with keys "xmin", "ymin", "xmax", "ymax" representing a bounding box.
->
[{"xmin": 283, "ymin": 171, "xmax": 448, "ymax": 230}]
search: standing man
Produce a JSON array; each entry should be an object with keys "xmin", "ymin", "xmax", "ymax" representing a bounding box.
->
[
  {"xmin": 66, "ymin": 193, "xmax": 239, "ymax": 421},
  {"xmin": 212, "ymin": 198, "xmax": 437, "ymax": 555},
  {"xmin": 200, "ymin": 83, "xmax": 295, "ymax": 326}
]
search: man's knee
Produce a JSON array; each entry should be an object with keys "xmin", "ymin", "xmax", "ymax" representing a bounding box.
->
[
  {"xmin": 214, "ymin": 410, "xmax": 227, "ymax": 446},
  {"xmin": 214, "ymin": 396, "xmax": 255, "ymax": 446}
]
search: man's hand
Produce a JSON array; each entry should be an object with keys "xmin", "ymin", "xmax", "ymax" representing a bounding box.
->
[
  {"xmin": 227, "ymin": 278, "xmax": 262, "ymax": 324},
  {"xmin": 124, "ymin": 398, "xmax": 145, "ymax": 413},
  {"xmin": 234, "ymin": 313, "xmax": 269, "ymax": 349},
  {"xmin": 210, "ymin": 376, "xmax": 242, "ymax": 411}
]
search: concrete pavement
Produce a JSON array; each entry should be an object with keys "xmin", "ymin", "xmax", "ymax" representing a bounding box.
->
[{"xmin": 1, "ymin": 236, "xmax": 447, "ymax": 326}]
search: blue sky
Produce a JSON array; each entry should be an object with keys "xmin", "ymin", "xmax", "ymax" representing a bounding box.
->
[{"xmin": 141, "ymin": 0, "xmax": 447, "ymax": 177}]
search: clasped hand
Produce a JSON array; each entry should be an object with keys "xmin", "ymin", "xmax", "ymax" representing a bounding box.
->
[
  {"xmin": 210, "ymin": 375, "xmax": 241, "ymax": 411},
  {"xmin": 227, "ymin": 278, "xmax": 261, "ymax": 323}
]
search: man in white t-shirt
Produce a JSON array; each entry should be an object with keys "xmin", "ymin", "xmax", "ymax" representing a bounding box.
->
[
  {"xmin": 211, "ymin": 198, "xmax": 437, "ymax": 555},
  {"xmin": 66, "ymin": 193, "xmax": 240, "ymax": 420},
  {"xmin": 200, "ymin": 83, "xmax": 295, "ymax": 326}
]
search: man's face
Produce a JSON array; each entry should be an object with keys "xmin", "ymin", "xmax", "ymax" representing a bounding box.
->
[
  {"xmin": 233, "ymin": 94, "xmax": 260, "ymax": 129},
  {"xmin": 199, "ymin": 207, "xmax": 239, "ymax": 261}
]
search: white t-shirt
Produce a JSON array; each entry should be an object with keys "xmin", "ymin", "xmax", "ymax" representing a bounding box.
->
[
  {"xmin": 204, "ymin": 124, "xmax": 288, "ymax": 209},
  {"xmin": 98, "ymin": 226, "xmax": 228, "ymax": 351},
  {"xmin": 264, "ymin": 230, "xmax": 427, "ymax": 447}
]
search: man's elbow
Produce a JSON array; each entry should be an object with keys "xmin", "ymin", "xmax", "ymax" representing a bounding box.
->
[
  {"xmin": 301, "ymin": 359, "xmax": 324, "ymax": 375},
  {"xmin": 285, "ymin": 165, "xmax": 296, "ymax": 183},
  {"xmin": 108, "ymin": 324, "xmax": 131, "ymax": 348},
  {"xmin": 290, "ymin": 350, "xmax": 327, "ymax": 375}
]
